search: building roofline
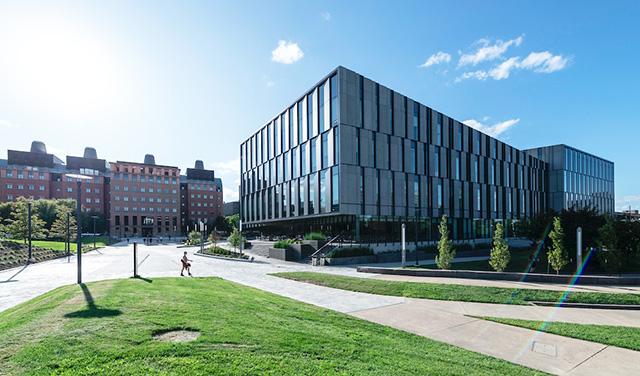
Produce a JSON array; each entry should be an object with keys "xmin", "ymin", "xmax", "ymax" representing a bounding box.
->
[
  {"xmin": 113, "ymin": 160, "xmax": 180, "ymax": 169},
  {"xmin": 523, "ymin": 144, "xmax": 614, "ymax": 164}
]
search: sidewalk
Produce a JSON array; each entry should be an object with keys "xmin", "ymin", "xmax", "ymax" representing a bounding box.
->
[{"xmin": 1, "ymin": 242, "xmax": 638, "ymax": 375}]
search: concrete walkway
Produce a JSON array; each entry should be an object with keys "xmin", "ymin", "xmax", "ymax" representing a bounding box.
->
[{"xmin": 1, "ymin": 241, "xmax": 639, "ymax": 375}]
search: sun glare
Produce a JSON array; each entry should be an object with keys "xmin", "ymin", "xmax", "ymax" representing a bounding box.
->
[{"xmin": 9, "ymin": 19, "xmax": 122, "ymax": 114}]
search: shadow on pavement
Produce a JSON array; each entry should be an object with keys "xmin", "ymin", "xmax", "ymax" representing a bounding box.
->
[
  {"xmin": 133, "ymin": 276, "xmax": 153, "ymax": 283},
  {"xmin": 64, "ymin": 283, "xmax": 122, "ymax": 319},
  {"xmin": 0, "ymin": 264, "xmax": 29, "ymax": 283}
]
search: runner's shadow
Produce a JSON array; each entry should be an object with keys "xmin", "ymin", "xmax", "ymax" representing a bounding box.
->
[{"xmin": 64, "ymin": 283, "xmax": 122, "ymax": 318}]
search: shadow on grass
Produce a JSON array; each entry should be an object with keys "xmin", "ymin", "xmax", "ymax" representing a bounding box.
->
[
  {"xmin": 64, "ymin": 283, "xmax": 122, "ymax": 319},
  {"xmin": 133, "ymin": 276, "xmax": 153, "ymax": 283}
]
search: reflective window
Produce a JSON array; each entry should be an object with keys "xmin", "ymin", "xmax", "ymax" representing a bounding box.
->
[
  {"xmin": 331, "ymin": 167, "xmax": 339, "ymax": 212},
  {"xmin": 309, "ymin": 173, "xmax": 315, "ymax": 214},
  {"xmin": 413, "ymin": 102, "xmax": 419, "ymax": 140},
  {"xmin": 322, "ymin": 133, "xmax": 329, "ymax": 169},
  {"xmin": 319, "ymin": 82, "xmax": 326, "ymax": 132},
  {"xmin": 320, "ymin": 170, "xmax": 327, "ymax": 213},
  {"xmin": 299, "ymin": 177, "xmax": 305, "ymax": 216},
  {"xmin": 310, "ymin": 138, "xmax": 317, "ymax": 172},
  {"xmin": 330, "ymin": 75, "xmax": 338, "ymax": 127}
]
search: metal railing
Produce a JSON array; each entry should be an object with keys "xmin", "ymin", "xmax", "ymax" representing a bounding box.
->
[{"xmin": 311, "ymin": 232, "xmax": 344, "ymax": 266}]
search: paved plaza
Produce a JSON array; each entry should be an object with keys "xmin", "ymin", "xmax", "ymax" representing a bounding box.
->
[{"xmin": 1, "ymin": 240, "xmax": 639, "ymax": 375}]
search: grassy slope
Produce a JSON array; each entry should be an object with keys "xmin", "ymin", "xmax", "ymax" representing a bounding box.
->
[
  {"xmin": 0, "ymin": 278, "xmax": 546, "ymax": 376},
  {"xmin": 273, "ymin": 272, "xmax": 640, "ymax": 305},
  {"xmin": 1, "ymin": 236, "xmax": 108, "ymax": 252},
  {"xmin": 473, "ymin": 316, "xmax": 640, "ymax": 352}
]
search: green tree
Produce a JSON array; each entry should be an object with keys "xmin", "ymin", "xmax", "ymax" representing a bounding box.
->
[
  {"xmin": 187, "ymin": 230, "xmax": 201, "ymax": 245},
  {"xmin": 226, "ymin": 214, "xmax": 239, "ymax": 231},
  {"xmin": 435, "ymin": 215, "xmax": 455, "ymax": 270},
  {"xmin": 548, "ymin": 217, "xmax": 568, "ymax": 274},
  {"xmin": 515, "ymin": 210, "xmax": 555, "ymax": 246},
  {"xmin": 228, "ymin": 226, "xmax": 242, "ymax": 250},
  {"xmin": 49, "ymin": 206, "xmax": 77, "ymax": 241},
  {"xmin": 208, "ymin": 231, "xmax": 220, "ymax": 248},
  {"xmin": 597, "ymin": 216, "xmax": 622, "ymax": 274},
  {"xmin": 560, "ymin": 205, "xmax": 605, "ymax": 262},
  {"xmin": 2, "ymin": 197, "xmax": 48, "ymax": 242},
  {"xmin": 489, "ymin": 222, "xmax": 510, "ymax": 272}
]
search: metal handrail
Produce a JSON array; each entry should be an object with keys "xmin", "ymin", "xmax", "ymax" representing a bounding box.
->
[{"xmin": 311, "ymin": 232, "xmax": 343, "ymax": 259}]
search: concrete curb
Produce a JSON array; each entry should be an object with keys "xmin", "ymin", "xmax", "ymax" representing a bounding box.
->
[
  {"xmin": 357, "ymin": 266, "xmax": 640, "ymax": 285},
  {"xmin": 194, "ymin": 252, "xmax": 253, "ymax": 262},
  {"xmin": 530, "ymin": 301, "xmax": 640, "ymax": 310}
]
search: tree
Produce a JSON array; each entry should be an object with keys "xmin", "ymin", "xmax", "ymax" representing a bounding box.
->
[
  {"xmin": 516, "ymin": 210, "xmax": 555, "ymax": 246},
  {"xmin": 226, "ymin": 214, "xmax": 239, "ymax": 231},
  {"xmin": 2, "ymin": 197, "xmax": 48, "ymax": 243},
  {"xmin": 49, "ymin": 206, "xmax": 77, "ymax": 241},
  {"xmin": 208, "ymin": 231, "xmax": 220, "ymax": 248},
  {"xmin": 560, "ymin": 205, "xmax": 605, "ymax": 261},
  {"xmin": 548, "ymin": 217, "xmax": 568, "ymax": 274},
  {"xmin": 489, "ymin": 222, "xmax": 510, "ymax": 272},
  {"xmin": 228, "ymin": 226, "xmax": 243, "ymax": 250},
  {"xmin": 597, "ymin": 216, "xmax": 622, "ymax": 274},
  {"xmin": 435, "ymin": 215, "xmax": 455, "ymax": 270}
]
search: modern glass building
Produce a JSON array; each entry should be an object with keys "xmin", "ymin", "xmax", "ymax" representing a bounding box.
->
[
  {"xmin": 524, "ymin": 145, "xmax": 614, "ymax": 215},
  {"xmin": 239, "ymin": 66, "xmax": 613, "ymax": 244}
]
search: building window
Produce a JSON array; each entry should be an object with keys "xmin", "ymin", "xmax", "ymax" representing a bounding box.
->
[
  {"xmin": 310, "ymin": 138, "xmax": 317, "ymax": 172},
  {"xmin": 39, "ymin": 186, "xmax": 45, "ymax": 191},
  {"xmin": 6, "ymin": 171, "xmax": 12, "ymax": 178},
  {"xmin": 28, "ymin": 171, "xmax": 34, "ymax": 179},
  {"xmin": 67, "ymin": 187, "xmax": 72, "ymax": 192},
  {"xmin": 18, "ymin": 171, "xmax": 23, "ymax": 179},
  {"xmin": 437, "ymin": 181, "xmax": 443, "ymax": 209},
  {"xmin": 307, "ymin": 92, "xmax": 314, "ymax": 139},
  {"xmin": 322, "ymin": 132, "xmax": 328, "ymax": 169},
  {"xmin": 299, "ymin": 177, "xmax": 305, "ymax": 216},
  {"xmin": 330, "ymin": 74, "xmax": 338, "ymax": 127},
  {"xmin": 39, "ymin": 173, "xmax": 45, "ymax": 180},
  {"xmin": 6, "ymin": 184, "xmax": 12, "ymax": 189},
  {"xmin": 389, "ymin": 90, "xmax": 395, "ymax": 134},
  {"xmin": 375, "ymin": 83, "xmax": 380, "ymax": 131},
  {"xmin": 319, "ymin": 82, "xmax": 326, "ymax": 132},
  {"xmin": 413, "ymin": 102, "xmax": 419, "ymax": 140},
  {"xmin": 410, "ymin": 141, "xmax": 416, "ymax": 173},
  {"xmin": 355, "ymin": 128, "xmax": 360, "ymax": 165},
  {"xmin": 359, "ymin": 168, "xmax": 364, "ymax": 214},
  {"xmin": 309, "ymin": 173, "xmax": 315, "ymax": 214},
  {"xmin": 434, "ymin": 148, "xmax": 439, "ymax": 177},
  {"xmin": 331, "ymin": 167, "xmax": 339, "ymax": 212},
  {"xmin": 437, "ymin": 113, "xmax": 443, "ymax": 146},
  {"xmin": 359, "ymin": 75, "xmax": 364, "ymax": 127}
]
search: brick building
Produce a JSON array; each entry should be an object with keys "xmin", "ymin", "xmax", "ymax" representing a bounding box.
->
[{"xmin": 180, "ymin": 160, "xmax": 223, "ymax": 233}]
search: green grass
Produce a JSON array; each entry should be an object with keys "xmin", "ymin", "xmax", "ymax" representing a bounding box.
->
[
  {"xmin": 273, "ymin": 272, "xmax": 640, "ymax": 306},
  {"xmin": 0, "ymin": 278, "xmax": 546, "ymax": 375},
  {"xmin": 473, "ymin": 316, "xmax": 640, "ymax": 352},
  {"xmin": 1, "ymin": 236, "xmax": 108, "ymax": 252}
]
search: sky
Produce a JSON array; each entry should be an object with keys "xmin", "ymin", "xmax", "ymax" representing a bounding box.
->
[{"xmin": 0, "ymin": 1, "xmax": 638, "ymax": 210}]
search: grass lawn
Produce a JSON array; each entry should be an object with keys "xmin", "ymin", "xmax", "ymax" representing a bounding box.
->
[
  {"xmin": 473, "ymin": 316, "xmax": 640, "ymax": 352},
  {"xmin": 0, "ymin": 278, "xmax": 546, "ymax": 375},
  {"xmin": 273, "ymin": 272, "xmax": 640, "ymax": 306},
  {"xmin": 0, "ymin": 236, "xmax": 108, "ymax": 252}
]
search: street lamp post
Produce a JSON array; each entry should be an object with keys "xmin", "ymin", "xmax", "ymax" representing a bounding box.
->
[
  {"xmin": 66, "ymin": 174, "xmax": 91, "ymax": 284},
  {"xmin": 27, "ymin": 202, "xmax": 35, "ymax": 263},
  {"xmin": 91, "ymin": 216, "xmax": 99, "ymax": 249},
  {"xmin": 67, "ymin": 212, "xmax": 70, "ymax": 262}
]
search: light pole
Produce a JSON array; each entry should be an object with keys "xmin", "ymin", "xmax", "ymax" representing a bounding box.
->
[
  {"xmin": 91, "ymin": 216, "xmax": 99, "ymax": 249},
  {"xmin": 27, "ymin": 202, "xmax": 35, "ymax": 263},
  {"xmin": 66, "ymin": 174, "xmax": 91, "ymax": 284},
  {"xmin": 67, "ymin": 211, "xmax": 70, "ymax": 262}
]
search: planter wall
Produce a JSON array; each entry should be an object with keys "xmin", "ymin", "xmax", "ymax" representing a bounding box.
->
[
  {"xmin": 268, "ymin": 247, "xmax": 297, "ymax": 261},
  {"xmin": 291, "ymin": 243, "xmax": 315, "ymax": 259},
  {"xmin": 325, "ymin": 255, "xmax": 377, "ymax": 266}
]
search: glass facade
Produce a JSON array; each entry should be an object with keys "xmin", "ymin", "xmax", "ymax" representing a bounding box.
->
[{"xmin": 240, "ymin": 67, "xmax": 611, "ymax": 243}]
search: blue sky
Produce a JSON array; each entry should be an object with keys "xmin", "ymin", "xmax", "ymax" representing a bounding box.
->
[{"xmin": 0, "ymin": 1, "xmax": 638, "ymax": 209}]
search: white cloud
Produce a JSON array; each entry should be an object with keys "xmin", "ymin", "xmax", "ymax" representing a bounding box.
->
[
  {"xmin": 0, "ymin": 119, "xmax": 17, "ymax": 127},
  {"xmin": 616, "ymin": 196, "xmax": 640, "ymax": 212},
  {"xmin": 271, "ymin": 40, "xmax": 304, "ymax": 64},
  {"xmin": 47, "ymin": 145, "xmax": 67, "ymax": 158},
  {"xmin": 211, "ymin": 158, "xmax": 239, "ymax": 175},
  {"xmin": 454, "ymin": 70, "xmax": 488, "ymax": 83},
  {"xmin": 489, "ymin": 57, "xmax": 520, "ymax": 80},
  {"xmin": 266, "ymin": 81, "xmax": 275, "ymax": 87},
  {"xmin": 462, "ymin": 118, "xmax": 520, "ymax": 138},
  {"xmin": 420, "ymin": 51, "xmax": 451, "ymax": 68},
  {"xmin": 458, "ymin": 36, "xmax": 523, "ymax": 67},
  {"xmin": 321, "ymin": 12, "xmax": 331, "ymax": 21},
  {"xmin": 225, "ymin": 188, "xmax": 239, "ymax": 202},
  {"xmin": 457, "ymin": 52, "xmax": 570, "ymax": 82}
]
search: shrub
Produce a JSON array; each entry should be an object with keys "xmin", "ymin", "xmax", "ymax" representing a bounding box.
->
[
  {"xmin": 273, "ymin": 239, "xmax": 294, "ymax": 249},
  {"xmin": 303, "ymin": 232, "xmax": 325, "ymax": 241},
  {"xmin": 186, "ymin": 231, "xmax": 201, "ymax": 245},
  {"xmin": 205, "ymin": 246, "xmax": 248, "ymax": 259},
  {"xmin": 326, "ymin": 246, "xmax": 373, "ymax": 259}
]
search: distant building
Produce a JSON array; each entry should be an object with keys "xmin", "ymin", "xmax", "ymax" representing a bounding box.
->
[
  {"xmin": 180, "ymin": 160, "xmax": 223, "ymax": 234},
  {"xmin": 0, "ymin": 140, "xmax": 224, "ymax": 237},
  {"xmin": 616, "ymin": 209, "xmax": 639, "ymax": 222},
  {"xmin": 109, "ymin": 155, "xmax": 181, "ymax": 237},
  {"xmin": 224, "ymin": 201, "xmax": 239, "ymax": 216}
]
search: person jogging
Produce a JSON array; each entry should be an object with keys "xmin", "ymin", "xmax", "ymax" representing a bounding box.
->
[{"xmin": 181, "ymin": 251, "xmax": 192, "ymax": 276}]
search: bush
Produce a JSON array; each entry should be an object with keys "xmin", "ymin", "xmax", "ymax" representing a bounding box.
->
[
  {"xmin": 205, "ymin": 246, "xmax": 248, "ymax": 259},
  {"xmin": 186, "ymin": 231, "xmax": 201, "ymax": 245},
  {"xmin": 273, "ymin": 239, "xmax": 294, "ymax": 249},
  {"xmin": 303, "ymin": 232, "xmax": 325, "ymax": 241},
  {"xmin": 326, "ymin": 246, "xmax": 373, "ymax": 259}
]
